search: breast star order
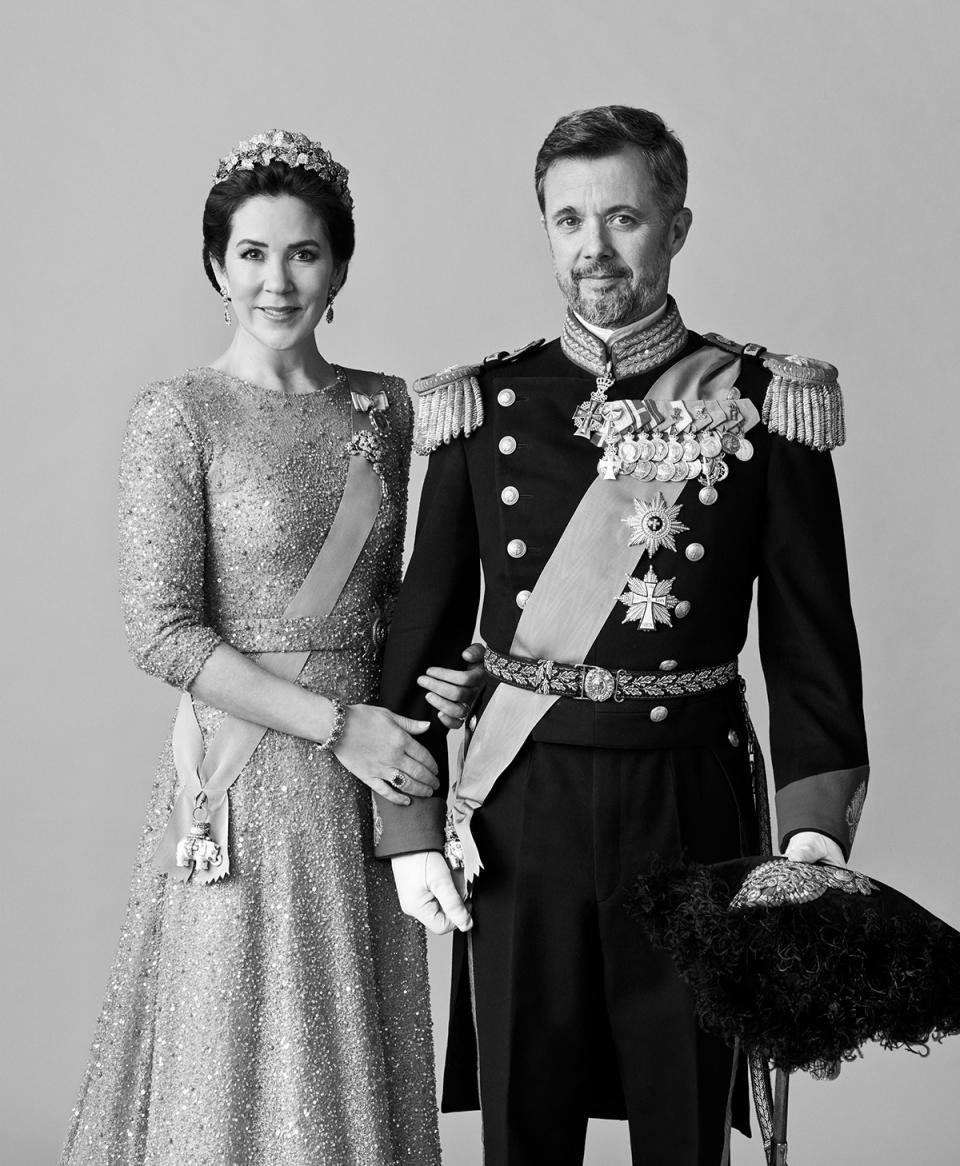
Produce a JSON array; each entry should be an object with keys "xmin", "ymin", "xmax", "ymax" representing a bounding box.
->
[
  {"xmin": 619, "ymin": 566, "xmax": 679, "ymax": 631},
  {"xmin": 622, "ymin": 492, "xmax": 689, "ymax": 557}
]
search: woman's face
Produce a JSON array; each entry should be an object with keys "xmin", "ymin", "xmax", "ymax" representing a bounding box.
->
[{"xmin": 214, "ymin": 193, "xmax": 343, "ymax": 352}]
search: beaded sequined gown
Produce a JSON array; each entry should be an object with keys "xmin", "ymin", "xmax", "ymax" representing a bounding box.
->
[{"xmin": 60, "ymin": 368, "xmax": 440, "ymax": 1166}]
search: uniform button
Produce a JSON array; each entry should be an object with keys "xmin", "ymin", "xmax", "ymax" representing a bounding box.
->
[
  {"xmin": 516, "ymin": 589, "xmax": 531, "ymax": 609},
  {"xmin": 650, "ymin": 705, "xmax": 669, "ymax": 723},
  {"xmin": 685, "ymin": 543, "xmax": 705, "ymax": 562},
  {"xmin": 658, "ymin": 660, "xmax": 678, "ymax": 672},
  {"xmin": 501, "ymin": 486, "xmax": 519, "ymax": 506},
  {"xmin": 728, "ymin": 729, "xmax": 740, "ymax": 747},
  {"xmin": 507, "ymin": 538, "xmax": 527, "ymax": 558},
  {"xmin": 674, "ymin": 600, "xmax": 692, "ymax": 619},
  {"xmin": 499, "ymin": 436, "xmax": 517, "ymax": 455},
  {"xmin": 497, "ymin": 388, "xmax": 516, "ymax": 407}
]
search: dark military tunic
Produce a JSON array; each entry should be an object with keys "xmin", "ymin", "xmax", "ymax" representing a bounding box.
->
[{"xmin": 376, "ymin": 309, "xmax": 868, "ymax": 1166}]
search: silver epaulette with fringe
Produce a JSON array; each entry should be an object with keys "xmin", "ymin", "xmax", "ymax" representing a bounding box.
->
[
  {"xmin": 412, "ymin": 364, "xmax": 484, "ymax": 455},
  {"xmin": 762, "ymin": 353, "xmax": 845, "ymax": 452},
  {"xmin": 703, "ymin": 333, "xmax": 845, "ymax": 452},
  {"xmin": 412, "ymin": 338, "xmax": 544, "ymax": 455}
]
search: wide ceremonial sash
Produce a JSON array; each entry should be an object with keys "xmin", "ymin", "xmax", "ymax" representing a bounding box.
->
[
  {"xmin": 153, "ymin": 375, "xmax": 385, "ymax": 884},
  {"xmin": 453, "ymin": 346, "xmax": 752, "ymax": 883}
]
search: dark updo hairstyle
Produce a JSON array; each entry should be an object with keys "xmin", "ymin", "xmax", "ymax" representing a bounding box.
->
[{"xmin": 202, "ymin": 161, "xmax": 356, "ymax": 295}]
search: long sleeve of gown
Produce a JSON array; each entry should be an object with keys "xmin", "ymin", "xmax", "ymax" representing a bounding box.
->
[{"xmin": 118, "ymin": 385, "xmax": 222, "ymax": 689}]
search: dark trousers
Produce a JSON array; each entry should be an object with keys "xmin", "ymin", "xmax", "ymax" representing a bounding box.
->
[{"xmin": 448, "ymin": 735, "xmax": 758, "ymax": 1166}]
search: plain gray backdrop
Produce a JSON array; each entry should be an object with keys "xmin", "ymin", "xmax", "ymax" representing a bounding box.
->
[{"xmin": 3, "ymin": 1, "xmax": 958, "ymax": 1163}]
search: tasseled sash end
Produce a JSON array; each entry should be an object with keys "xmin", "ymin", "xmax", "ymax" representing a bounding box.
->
[
  {"xmin": 412, "ymin": 365, "xmax": 484, "ymax": 455},
  {"xmin": 762, "ymin": 353, "xmax": 846, "ymax": 451}
]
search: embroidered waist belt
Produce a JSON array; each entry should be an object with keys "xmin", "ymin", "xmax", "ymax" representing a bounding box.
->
[{"xmin": 484, "ymin": 646, "xmax": 738, "ymax": 704}]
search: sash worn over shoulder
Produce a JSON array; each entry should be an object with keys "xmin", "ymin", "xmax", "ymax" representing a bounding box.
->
[
  {"xmin": 452, "ymin": 346, "xmax": 755, "ymax": 883},
  {"xmin": 153, "ymin": 371, "xmax": 387, "ymax": 885}
]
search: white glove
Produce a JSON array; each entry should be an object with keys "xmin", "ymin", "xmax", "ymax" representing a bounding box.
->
[
  {"xmin": 783, "ymin": 830, "xmax": 845, "ymax": 866},
  {"xmin": 391, "ymin": 850, "xmax": 473, "ymax": 935}
]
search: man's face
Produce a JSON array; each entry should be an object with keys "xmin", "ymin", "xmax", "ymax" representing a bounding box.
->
[{"xmin": 542, "ymin": 146, "xmax": 691, "ymax": 328}]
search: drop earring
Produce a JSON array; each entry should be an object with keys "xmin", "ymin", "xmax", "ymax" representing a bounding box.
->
[
  {"xmin": 220, "ymin": 288, "xmax": 232, "ymax": 326},
  {"xmin": 326, "ymin": 287, "xmax": 337, "ymax": 324}
]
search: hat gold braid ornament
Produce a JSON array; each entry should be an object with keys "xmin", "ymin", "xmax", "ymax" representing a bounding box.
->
[{"xmin": 212, "ymin": 129, "xmax": 353, "ymax": 212}]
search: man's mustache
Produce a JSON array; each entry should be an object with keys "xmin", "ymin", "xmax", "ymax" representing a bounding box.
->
[{"xmin": 573, "ymin": 264, "xmax": 631, "ymax": 281}]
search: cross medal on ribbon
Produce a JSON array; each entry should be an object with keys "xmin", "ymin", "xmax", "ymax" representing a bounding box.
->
[{"xmin": 573, "ymin": 360, "xmax": 616, "ymax": 440}]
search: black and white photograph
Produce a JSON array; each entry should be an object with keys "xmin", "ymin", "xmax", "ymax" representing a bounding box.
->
[{"xmin": 3, "ymin": 2, "xmax": 958, "ymax": 1164}]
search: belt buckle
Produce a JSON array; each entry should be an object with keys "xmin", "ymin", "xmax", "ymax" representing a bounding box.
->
[{"xmin": 581, "ymin": 666, "xmax": 615, "ymax": 702}]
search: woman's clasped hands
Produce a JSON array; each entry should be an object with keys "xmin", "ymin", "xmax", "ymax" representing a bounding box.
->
[{"xmin": 332, "ymin": 643, "xmax": 484, "ymax": 806}]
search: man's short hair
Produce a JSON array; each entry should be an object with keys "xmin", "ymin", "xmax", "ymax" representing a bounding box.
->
[{"xmin": 534, "ymin": 105, "xmax": 688, "ymax": 219}]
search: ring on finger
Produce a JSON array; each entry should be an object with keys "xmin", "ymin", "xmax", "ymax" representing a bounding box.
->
[{"xmin": 388, "ymin": 769, "xmax": 407, "ymax": 790}]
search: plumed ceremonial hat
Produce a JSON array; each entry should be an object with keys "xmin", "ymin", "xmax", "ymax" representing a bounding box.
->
[{"xmin": 627, "ymin": 857, "xmax": 960, "ymax": 1075}]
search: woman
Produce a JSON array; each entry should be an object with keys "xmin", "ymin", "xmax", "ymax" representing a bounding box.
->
[{"xmin": 60, "ymin": 130, "xmax": 477, "ymax": 1166}]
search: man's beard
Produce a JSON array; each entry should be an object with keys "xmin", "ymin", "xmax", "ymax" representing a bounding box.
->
[{"xmin": 557, "ymin": 249, "xmax": 670, "ymax": 328}]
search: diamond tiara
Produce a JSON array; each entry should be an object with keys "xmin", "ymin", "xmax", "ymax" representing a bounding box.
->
[{"xmin": 212, "ymin": 129, "xmax": 353, "ymax": 212}]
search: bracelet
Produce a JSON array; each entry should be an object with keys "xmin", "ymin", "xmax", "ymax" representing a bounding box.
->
[{"xmin": 318, "ymin": 699, "xmax": 347, "ymax": 750}]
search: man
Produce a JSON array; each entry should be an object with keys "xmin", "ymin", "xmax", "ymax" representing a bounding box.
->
[{"xmin": 376, "ymin": 106, "xmax": 868, "ymax": 1165}]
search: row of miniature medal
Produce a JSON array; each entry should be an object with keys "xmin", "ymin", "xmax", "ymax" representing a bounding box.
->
[
  {"xmin": 571, "ymin": 367, "xmax": 753, "ymax": 634},
  {"xmin": 574, "ymin": 369, "xmax": 753, "ymax": 506}
]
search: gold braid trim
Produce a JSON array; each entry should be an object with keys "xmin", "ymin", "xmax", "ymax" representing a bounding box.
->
[
  {"xmin": 412, "ymin": 364, "xmax": 484, "ymax": 455},
  {"xmin": 762, "ymin": 352, "xmax": 846, "ymax": 452}
]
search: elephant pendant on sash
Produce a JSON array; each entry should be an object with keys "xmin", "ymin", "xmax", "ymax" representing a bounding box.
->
[{"xmin": 176, "ymin": 820, "xmax": 222, "ymax": 872}]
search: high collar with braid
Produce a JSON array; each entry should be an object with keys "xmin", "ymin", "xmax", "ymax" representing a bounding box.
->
[{"xmin": 560, "ymin": 296, "xmax": 688, "ymax": 379}]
